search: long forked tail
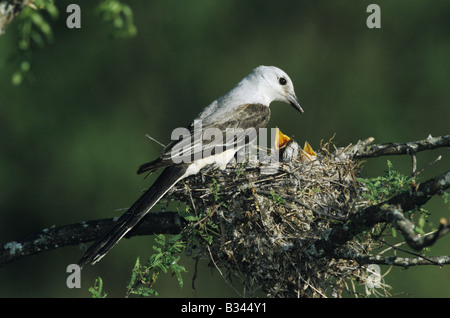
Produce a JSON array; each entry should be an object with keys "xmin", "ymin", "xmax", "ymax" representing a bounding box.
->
[{"xmin": 78, "ymin": 165, "xmax": 187, "ymax": 267}]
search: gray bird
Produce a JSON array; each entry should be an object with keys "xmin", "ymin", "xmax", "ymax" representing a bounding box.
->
[{"xmin": 78, "ymin": 65, "xmax": 303, "ymax": 266}]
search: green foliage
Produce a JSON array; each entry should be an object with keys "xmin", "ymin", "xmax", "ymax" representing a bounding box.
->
[
  {"xmin": 357, "ymin": 160, "xmax": 411, "ymax": 204},
  {"xmin": 122, "ymin": 205, "xmax": 221, "ymax": 297},
  {"xmin": 18, "ymin": 0, "xmax": 59, "ymax": 50},
  {"xmin": 210, "ymin": 178, "xmax": 221, "ymax": 202},
  {"xmin": 210, "ymin": 178, "xmax": 229, "ymax": 208},
  {"xmin": 96, "ymin": 0, "xmax": 137, "ymax": 38},
  {"xmin": 269, "ymin": 190, "xmax": 285, "ymax": 205},
  {"xmin": 180, "ymin": 207, "xmax": 219, "ymax": 246},
  {"xmin": 11, "ymin": 0, "xmax": 58, "ymax": 85},
  {"xmin": 444, "ymin": 191, "xmax": 450, "ymax": 209},
  {"xmin": 9, "ymin": 0, "xmax": 137, "ymax": 85},
  {"xmin": 125, "ymin": 234, "xmax": 186, "ymax": 297},
  {"xmin": 89, "ymin": 276, "xmax": 108, "ymax": 298},
  {"xmin": 86, "ymin": 206, "xmax": 220, "ymax": 297},
  {"xmin": 357, "ymin": 160, "xmax": 432, "ymax": 236}
]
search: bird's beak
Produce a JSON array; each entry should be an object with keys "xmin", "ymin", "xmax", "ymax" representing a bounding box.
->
[{"xmin": 287, "ymin": 93, "xmax": 304, "ymax": 114}]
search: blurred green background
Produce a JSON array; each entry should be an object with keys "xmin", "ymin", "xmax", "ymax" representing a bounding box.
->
[{"xmin": 0, "ymin": 0, "xmax": 449, "ymax": 297}]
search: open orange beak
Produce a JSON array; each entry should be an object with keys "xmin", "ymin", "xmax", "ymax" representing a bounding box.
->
[
  {"xmin": 275, "ymin": 128, "xmax": 317, "ymax": 162},
  {"xmin": 275, "ymin": 127, "xmax": 292, "ymax": 150},
  {"xmin": 301, "ymin": 141, "xmax": 317, "ymax": 161}
]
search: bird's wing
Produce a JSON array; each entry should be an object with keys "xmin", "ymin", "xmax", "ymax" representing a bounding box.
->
[
  {"xmin": 137, "ymin": 103, "xmax": 271, "ymax": 174},
  {"xmin": 79, "ymin": 104, "xmax": 271, "ymax": 266}
]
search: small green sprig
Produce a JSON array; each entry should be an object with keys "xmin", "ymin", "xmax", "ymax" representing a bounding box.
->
[
  {"xmin": 96, "ymin": 0, "xmax": 137, "ymax": 38},
  {"xmin": 89, "ymin": 276, "xmax": 108, "ymax": 298},
  {"xmin": 269, "ymin": 190, "xmax": 286, "ymax": 205},
  {"xmin": 357, "ymin": 160, "xmax": 411, "ymax": 204},
  {"xmin": 125, "ymin": 234, "xmax": 186, "ymax": 297},
  {"xmin": 357, "ymin": 160, "xmax": 432, "ymax": 237},
  {"xmin": 11, "ymin": 0, "xmax": 59, "ymax": 85}
]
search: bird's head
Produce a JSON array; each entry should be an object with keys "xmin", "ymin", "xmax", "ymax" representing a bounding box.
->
[{"xmin": 253, "ymin": 65, "xmax": 304, "ymax": 114}]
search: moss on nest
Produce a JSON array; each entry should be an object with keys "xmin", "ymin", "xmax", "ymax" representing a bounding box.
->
[{"xmin": 168, "ymin": 141, "xmax": 381, "ymax": 297}]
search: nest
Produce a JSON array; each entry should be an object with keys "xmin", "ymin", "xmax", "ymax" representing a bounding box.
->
[{"xmin": 168, "ymin": 141, "xmax": 376, "ymax": 297}]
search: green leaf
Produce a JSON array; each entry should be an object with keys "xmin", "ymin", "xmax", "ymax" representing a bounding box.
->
[
  {"xmin": 391, "ymin": 227, "xmax": 397, "ymax": 238},
  {"xmin": 361, "ymin": 193, "xmax": 375, "ymax": 201},
  {"xmin": 127, "ymin": 257, "xmax": 141, "ymax": 289},
  {"xmin": 11, "ymin": 72, "xmax": 23, "ymax": 86},
  {"xmin": 89, "ymin": 277, "xmax": 107, "ymax": 298},
  {"xmin": 418, "ymin": 215, "xmax": 426, "ymax": 230},
  {"xmin": 131, "ymin": 286, "xmax": 158, "ymax": 297},
  {"xmin": 443, "ymin": 191, "xmax": 450, "ymax": 209},
  {"xmin": 414, "ymin": 226, "xmax": 425, "ymax": 235},
  {"xmin": 96, "ymin": 0, "xmax": 137, "ymax": 38}
]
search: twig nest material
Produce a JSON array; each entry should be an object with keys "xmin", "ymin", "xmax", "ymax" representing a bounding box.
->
[{"xmin": 169, "ymin": 141, "xmax": 373, "ymax": 297}]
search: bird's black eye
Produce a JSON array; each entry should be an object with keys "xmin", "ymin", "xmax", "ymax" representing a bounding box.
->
[{"xmin": 279, "ymin": 77, "xmax": 287, "ymax": 85}]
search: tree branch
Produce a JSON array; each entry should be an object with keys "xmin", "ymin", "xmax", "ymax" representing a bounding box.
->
[
  {"xmin": 311, "ymin": 170, "xmax": 450, "ymax": 255},
  {"xmin": 391, "ymin": 207, "xmax": 450, "ymax": 251},
  {"xmin": 3, "ymin": 171, "xmax": 447, "ymax": 267},
  {"xmin": 0, "ymin": 212, "xmax": 185, "ymax": 267},
  {"xmin": 334, "ymin": 249, "xmax": 450, "ymax": 268},
  {"xmin": 353, "ymin": 135, "xmax": 450, "ymax": 159}
]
